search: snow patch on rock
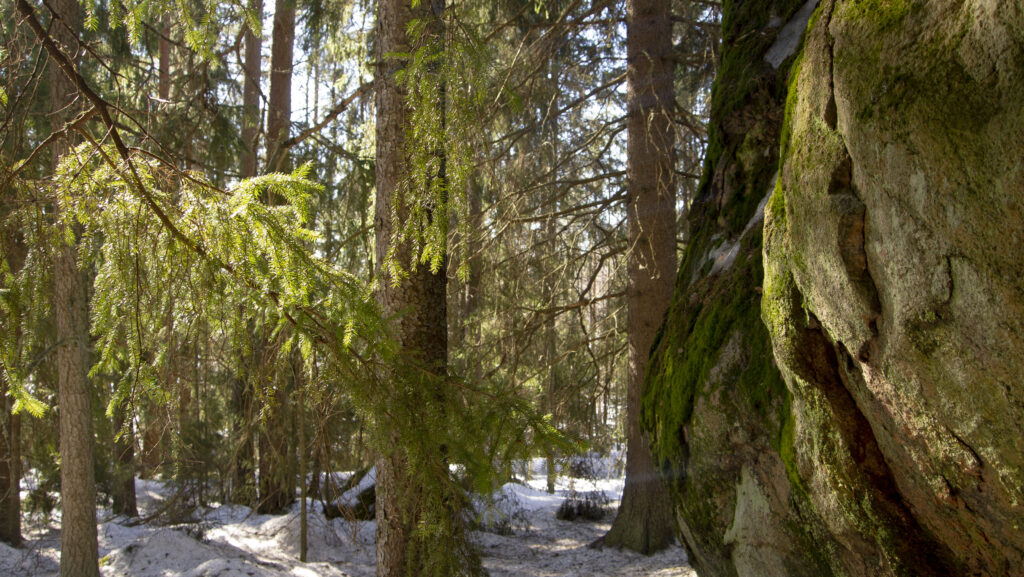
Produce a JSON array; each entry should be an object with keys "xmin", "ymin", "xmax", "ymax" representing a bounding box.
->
[{"xmin": 764, "ymin": 0, "xmax": 819, "ymax": 69}]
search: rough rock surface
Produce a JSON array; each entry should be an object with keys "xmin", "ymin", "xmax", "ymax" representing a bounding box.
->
[
  {"xmin": 763, "ymin": 0, "xmax": 1024, "ymax": 575},
  {"xmin": 642, "ymin": 1, "xmax": 833, "ymax": 576},
  {"xmin": 644, "ymin": 0, "xmax": 1024, "ymax": 576}
]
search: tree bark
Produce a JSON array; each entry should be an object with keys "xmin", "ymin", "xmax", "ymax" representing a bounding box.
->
[
  {"xmin": 265, "ymin": 0, "xmax": 294, "ymax": 172},
  {"xmin": 241, "ymin": 0, "xmax": 263, "ymax": 179},
  {"xmin": 373, "ymin": 0, "xmax": 450, "ymax": 574},
  {"xmin": 0, "ymin": 381, "xmax": 21, "ymax": 546},
  {"xmin": 0, "ymin": 210, "xmax": 26, "ymax": 546},
  {"xmin": 257, "ymin": 378, "xmax": 294, "ymax": 514},
  {"xmin": 111, "ymin": 402, "xmax": 137, "ymax": 517},
  {"xmin": 599, "ymin": 0, "xmax": 676, "ymax": 555},
  {"xmin": 49, "ymin": 0, "xmax": 100, "ymax": 572},
  {"xmin": 255, "ymin": 0, "xmax": 296, "ymax": 514},
  {"xmin": 158, "ymin": 17, "xmax": 170, "ymax": 102}
]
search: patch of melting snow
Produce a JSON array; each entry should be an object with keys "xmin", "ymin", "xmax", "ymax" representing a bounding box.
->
[
  {"xmin": 764, "ymin": 0, "xmax": 820, "ymax": 69},
  {"xmin": 7, "ymin": 463, "xmax": 693, "ymax": 577},
  {"xmin": 702, "ymin": 174, "xmax": 777, "ymax": 279}
]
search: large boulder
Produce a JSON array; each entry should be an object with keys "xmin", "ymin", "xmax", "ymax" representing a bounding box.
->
[
  {"xmin": 763, "ymin": 0, "xmax": 1024, "ymax": 574},
  {"xmin": 642, "ymin": 1, "xmax": 835, "ymax": 576},
  {"xmin": 643, "ymin": 0, "xmax": 1024, "ymax": 576}
]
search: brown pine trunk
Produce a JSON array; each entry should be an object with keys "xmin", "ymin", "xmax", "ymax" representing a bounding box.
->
[
  {"xmin": 46, "ymin": 0, "xmax": 100, "ymax": 574},
  {"xmin": 0, "ymin": 382, "xmax": 21, "ymax": 546},
  {"xmin": 373, "ymin": 0, "xmax": 451, "ymax": 574},
  {"xmin": 241, "ymin": 0, "xmax": 263, "ymax": 179},
  {"xmin": 254, "ymin": 0, "xmax": 296, "ymax": 513},
  {"xmin": 158, "ymin": 17, "xmax": 170, "ymax": 101},
  {"xmin": 257, "ymin": 380, "xmax": 293, "ymax": 514},
  {"xmin": 599, "ymin": 0, "xmax": 676, "ymax": 555},
  {"xmin": 0, "ymin": 215, "xmax": 25, "ymax": 546},
  {"xmin": 265, "ymin": 0, "xmax": 294, "ymax": 172},
  {"xmin": 111, "ymin": 402, "xmax": 137, "ymax": 517}
]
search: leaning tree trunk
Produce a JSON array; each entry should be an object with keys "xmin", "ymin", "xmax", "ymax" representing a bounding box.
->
[
  {"xmin": 47, "ymin": 0, "xmax": 100, "ymax": 574},
  {"xmin": 599, "ymin": 0, "xmax": 676, "ymax": 555}
]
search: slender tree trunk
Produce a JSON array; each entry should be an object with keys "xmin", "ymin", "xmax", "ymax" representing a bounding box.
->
[
  {"xmin": 298, "ymin": 379, "xmax": 307, "ymax": 562},
  {"xmin": 138, "ymin": 21, "xmax": 173, "ymax": 480},
  {"xmin": 0, "ymin": 380, "xmax": 21, "ymax": 546},
  {"xmin": 257, "ymin": 377, "xmax": 293, "ymax": 513},
  {"xmin": 158, "ymin": 17, "xmax": 170, "ymax": 101},
  {"xmin": 230, "ymin": 370, "xmax": 256, "ymax": 505},
  {"xmin": 111, "ymin": 402, "xmax": 137, "ymax": 517},
  {"xmin": 265, "ymin": 0, "xmax": 295, "ymax": 172},
  {"xmin": 599, "ymin": 0, "xmax": 676, "ymax": 555},
  {"xmin": 48, "ymin": 1, "xmax": 100, "ymax": 572},
  {"xmin": 0, "ymin": 219, "xmax": 25, "ymax": 546},
  {"xmin": 255, "ymin": 0, "xmax": 296, "ymax": 514},
  {"xmin": 241, "ymin": 0, "xmax": 263, "ymax": 179}
]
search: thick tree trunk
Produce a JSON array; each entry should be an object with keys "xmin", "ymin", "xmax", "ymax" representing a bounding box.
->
[
  {"xmin": 600, "ymin": 0, "xmax": 676, "ymax": 555},
  {"xmin": 48, "ymin": 1, "xmax": 100, "ymax": 574},
  {"xmin": 241, "ymin": 0, "xmax": 263, "ymax": 179},
  {"xmin": 265, "ymin": 0, "xmax": 294, "ymax": 172},
  {"xmin": 373, "ymin": 0, "xmax": 450, "ymax": 574}
]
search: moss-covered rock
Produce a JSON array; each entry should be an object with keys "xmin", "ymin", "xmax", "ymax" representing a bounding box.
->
[
  {"xmin": 641, "ymin": 1, "xmax": 836, "ymax": 576},
  {"xmin": 763, "ymin": 0, "xmax": 1024, "ymax": 575},
  {"xmin": 646, "ymin": 0, "xmax": 1023, "ymax": 575}
]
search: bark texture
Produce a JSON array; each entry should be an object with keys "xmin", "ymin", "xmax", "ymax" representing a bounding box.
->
[
  {"xmin": 110, "ymin": 404, "xmax": 137, "ymax": 517},
  {"xmin": 265, "ymin": 0, "xmax": 295, "ymax": 172},
  {"xmin": 0, "ymin": 213, "xmax": 25, "ymax": 546},
  {"xmin": 599, "ymin": 0, "xmax": 677, "ymax": 555},
  {"xmin": 50, "ymin": 1, "xmax": 100, "ymax": 574},
  {"xmin": 373, "ymin": 0, "xmax": 451, "ymax": 575},
  {"xmin": 0, "ymin": 385, "xmax": 20, "ymax": 546},
  {"xmin": 241, "ymin": 0, "xmax": 263, "ymax": 179}
]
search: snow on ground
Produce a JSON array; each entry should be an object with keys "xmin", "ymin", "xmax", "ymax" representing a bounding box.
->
[{"xmin": 1, "ymin": 459, "xmax": 694, "ymax": 577}]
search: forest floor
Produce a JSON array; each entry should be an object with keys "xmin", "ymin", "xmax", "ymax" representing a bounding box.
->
[{"xmin": 0, "ymin": 463, "xmax": 694, "ymax": 576}]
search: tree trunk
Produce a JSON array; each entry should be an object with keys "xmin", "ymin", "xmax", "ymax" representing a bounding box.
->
[
  {"xmin": 257, "ymin": 380, "xmax": 293, "ymax": 514},
  {"xmin": 0, "ymin": 213, "xmax": 26, "ymax": 546},
  {"xmin": 111, "ymin": 402, "xmax": 137, "ymax": 517},
  {"xmin": 230, "ymin": 371, "xmax": 256, "ymax": 505},
  {"xmin": 265, "ymin": 0, "xmax": 294, "ymax": 172},
  {"xmin": 0, "ymin": 382, "xmax": 21, "ymax": 546},
  {"xmin": 298, "ymin": 380, "xmax": 308, "ymax": 562},
  {"xmin": 241, "ymin": 0, "xmax": 263, "ymax": 179},
  {"xmin": 373, "ymin": 0, "xmax": 451, "ymax": 574},
  {"xmin": 599, "ymin": 0, "xmax": 676, "ymax": 555},
  {"xmin": 48, "ymin": 0, "xmax": 100, "ymax": 574},
  {"xmin": 158, "ymin": 17, "xmax": 170, "ymax": 102},
  {"xmin": 254, "ymin": 0, "xmax": 296, "ymax": 513}
]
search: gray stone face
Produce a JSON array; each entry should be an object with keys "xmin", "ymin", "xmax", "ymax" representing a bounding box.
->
[
  {"xmin": 763, "ymin": 0, "xmax": 1024, "ymax": 574},
  {"xmin": 646, "ymin": 0, "xmax": 1024, "ymax": 575}
]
